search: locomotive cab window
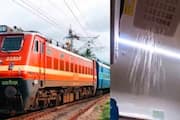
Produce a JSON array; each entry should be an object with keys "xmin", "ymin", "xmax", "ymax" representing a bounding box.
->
[
  {"xmin": 1, "ymin": 36, "xmax": 23, "ymax": 51},
  {"xmin": 34, "ymin": 40, "xmax": 39, "ymax": 52},
  {"xmin": 40, "ymin": 42, "xmax": 44, "ymax": 53}
]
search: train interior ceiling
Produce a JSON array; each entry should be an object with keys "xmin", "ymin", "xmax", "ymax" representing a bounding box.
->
[{"xmin": 111, "ymin": 0, "xmax": 180, "ymax": 120}]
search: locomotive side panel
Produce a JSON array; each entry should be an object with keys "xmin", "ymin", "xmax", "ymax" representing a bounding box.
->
[
  {"xmin": 23, "ymin": 34, "xmax": 97, "ymax": 110},
  {"xmin": 38, "ymin": 42, "xmax": 95, "ymax": 87},
  {"xmin": 22, "ymin": 35, "xmax": 46, "ymax": 110}
]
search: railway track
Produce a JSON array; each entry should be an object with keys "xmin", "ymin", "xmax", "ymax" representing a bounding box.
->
[{"xmin": 8, "ymin": 94, "xmax": 109, "ymax": 120}]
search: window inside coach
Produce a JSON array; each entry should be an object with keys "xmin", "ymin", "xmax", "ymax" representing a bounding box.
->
[{"xmin": 1, "ymin": 36, "xmax": 23, "ymax": 51}]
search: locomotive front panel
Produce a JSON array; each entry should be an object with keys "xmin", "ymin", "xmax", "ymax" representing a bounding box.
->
[{"xmin": 0, "ymin": 34, "xmax": 32, "ymax": 114}]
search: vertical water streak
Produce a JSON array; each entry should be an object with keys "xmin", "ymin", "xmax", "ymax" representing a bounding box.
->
[{"xmin": 128, "ymin": 29, "xmax": 166, "ymax": 95}]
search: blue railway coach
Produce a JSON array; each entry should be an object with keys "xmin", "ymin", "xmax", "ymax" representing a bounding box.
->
[{"xmin": 96, "ymin": 62, "xmax": 110, "ymax": 89}]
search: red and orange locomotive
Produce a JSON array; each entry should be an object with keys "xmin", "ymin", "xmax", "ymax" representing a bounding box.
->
[{"xmin": 0, "ymin": 25, "xmax": 98, "ymax": 115}]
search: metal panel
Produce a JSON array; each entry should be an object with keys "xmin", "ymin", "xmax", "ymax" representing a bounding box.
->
[{"xmin": 111, "ymin": 0, "xmax": 180, "ymax": 119}]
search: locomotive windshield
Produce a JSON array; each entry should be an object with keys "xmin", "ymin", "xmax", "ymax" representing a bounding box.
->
[{"xmin": 1, "ymin": 36, "xmax": 23, "ymax": 51}]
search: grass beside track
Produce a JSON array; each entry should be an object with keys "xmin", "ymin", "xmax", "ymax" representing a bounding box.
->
[{"xmin": 99, "ymin": 100, "xmax": 110, "ymax": 120}]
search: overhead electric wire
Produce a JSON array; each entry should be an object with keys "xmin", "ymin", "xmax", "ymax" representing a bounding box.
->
[
  {"xmin": 13, "ymin": 0, "xmax": 99, "ymax": 49},
  {"xmin": 47, "ymin": 0, "xmax": 90, "ymax": 37},
  {"xmin": 72, "ymin": 0, "xmax": 88, "ymax": 26},
  {"xmin": 72, "ymin": 0, "xmax": 82, "ymax": 17},
  {"xmin": 72, "ymin": 0, "xmax": 100, "ymax": 38},
  {"xmin": 47, "ymin": 0, "xmax": 69, "ymax": 19},
  {"xmin": 18, "ymin": 0, "xmax": 63, "ymax": 29},
  {"xmin": 13, "ymin": 0, "xmax": 85, "ymax": 48},
  {"xmin": 24, "ymin": 0, "xmax": 64, "ymax": 28},
  {"xmin": 64, "ymin": 0, "xmax": 88, "ymax": 36},
  {"xmin": 13, "ymin": 0, "xmax": 59, "ymax": 29},
  {"xmin": 18, "ymin": 0, "xmax": 94, "ymax": 37},
  {"xmin": 47, "ymin": 0, "xmax": 79, "ymax": 30},
  {"xmin": 14, "ymin": 0, "xmax": 61, "ymax": 30},
  {"xmin": 12, "ymin": 0, "xmax": 65, "ymax": 46}
]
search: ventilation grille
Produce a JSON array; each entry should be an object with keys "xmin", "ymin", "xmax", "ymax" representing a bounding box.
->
[{"xmin": 134, "ymin": 0, "xmax": 180, "ymax": 36}]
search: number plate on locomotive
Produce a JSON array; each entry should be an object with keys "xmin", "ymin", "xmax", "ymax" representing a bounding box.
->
[{"xmin": 1, "ymin": 80, "xmax": 18, "ymax": 85}]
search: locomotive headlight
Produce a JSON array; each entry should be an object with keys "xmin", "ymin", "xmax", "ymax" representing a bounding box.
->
[
  {"xmin": 4, "ymin": 86, "xmax": 17, "ymax": 98},
  {"xmin": 8, "ymin": 62, "xmax": 14, "ymax": 70}
]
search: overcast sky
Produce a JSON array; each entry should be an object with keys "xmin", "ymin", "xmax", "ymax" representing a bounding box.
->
[{"xmin": 0, "ymin": 0, "xmax": 110, "ymax": 63}]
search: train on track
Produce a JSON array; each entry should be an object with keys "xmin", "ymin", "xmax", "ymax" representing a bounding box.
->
[{"xmin": 0, "ymin": 25, "xmax": 110, "ymax": 116}]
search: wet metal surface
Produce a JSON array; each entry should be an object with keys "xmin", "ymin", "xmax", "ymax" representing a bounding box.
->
[{"xmin": 111, "ymin": 0, "xmax": 180, "ymax": 119}]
